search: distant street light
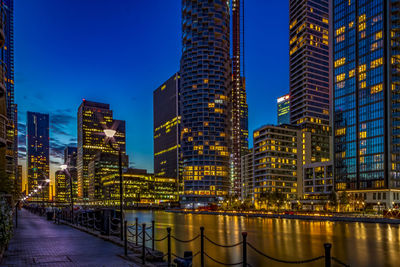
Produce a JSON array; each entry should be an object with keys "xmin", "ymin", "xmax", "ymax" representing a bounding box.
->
[{"xmin": 104, "ymin": 128, "xmax": 124, "ymax": 241}]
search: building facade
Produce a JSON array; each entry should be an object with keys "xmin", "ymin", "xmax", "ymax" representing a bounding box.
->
[
  {"xmin": 63, "ymin": 146, "xmax": 78, "ymax": 201},
  {"xmin": 277, "ymin": 94, "xmax": 291, "ymax": 125},
  {"xmin": 303, "ymin": 161, "xmax": 333, "ymax": 205},
  {"xmin": 26, "ymin": 112, "xmax": 49, "ymax": 201},
  {"xmin": 153, "ymin": 73, "xmax": 180, "ymax": 186},
  {"xmin": 230, "ymin": 0, "xmax": 249, "ymax": 197},
  {"xmin": 0, "ymin": 0, "xmax": 16, "ymax": 197},
  {"xmin": 289, "ymin": 0, "xmax": 331, "ymax": 164},
  {"xmin": 253, "ymin": 125, "xmax": 303, "ymax": 201},
  {"xmin": 88, "ymin": 152, "xmax": 128, "ymax": 201},
  {"xmin": 102, "ymin": 168, "xmax": 178, "ymax": 206},
  {"xmin": 77, "ymin": 100, "xmax": 126, "ymax": 200},
  {"xmin": 333, "ymin": 0, "xmax": 400, "ymax": 208},
  {"xmin": 240, "ymin": 148, "xmax": 253, "ymax": 200},
  {"xmin": 55, "ymin": 170, "xmax": 67, "ymax": 203},
  {"xmin": 180, "ymin": 0, "xmax": 232, "ymax": 204}
]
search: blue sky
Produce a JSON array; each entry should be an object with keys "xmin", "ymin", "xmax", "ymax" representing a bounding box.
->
[{"xmin": 15, "ymin": 0, "xmax": 289, "ymax": 181}]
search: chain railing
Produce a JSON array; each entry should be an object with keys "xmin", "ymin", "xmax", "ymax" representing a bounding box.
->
[
  {"xmin": 122, "ymin": 221, "xmax": 351, "ymax": 267},
  {"xmin": 50, "ymin": 210, "xmax": 352, "ymax": 267}
]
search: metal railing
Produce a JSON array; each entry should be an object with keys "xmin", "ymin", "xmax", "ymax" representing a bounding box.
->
[
  {"xmin": 51, "ymin": 210, "xmax": 351, "ymax": 266},
  {"xmin": 122, "ymin": 219, "xmax": 350, "ymax": 267}
]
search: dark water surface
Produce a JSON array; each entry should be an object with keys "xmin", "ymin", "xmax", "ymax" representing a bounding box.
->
[{"xmin": 125, "ymin": 211, "xmax": 400, "ymax": 267}]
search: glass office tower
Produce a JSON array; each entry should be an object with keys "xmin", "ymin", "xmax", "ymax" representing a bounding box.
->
[
  {"xmin": 180, "ymin": 0, "xmax": 231, "ymax": 204},
  {"xmin": 333, "ymin": 0, "xmax": 400, "ymax": 207},
  {"xmin": 277, "ymin": 94, "xmax": 291, "ymax": 125},
  {"xmin": 27, "ymin": 112, "xmax": 49, "ymax": 201},
  {"xmin": 153, "ymin": 73, "xmax": 180, "ymax": 183},
  {"xmin": 77, "ymin": 100, "xmax": 126, "ymax": 200}
]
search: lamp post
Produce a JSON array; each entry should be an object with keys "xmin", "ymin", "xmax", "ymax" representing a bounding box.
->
[
  {"xmin": 61, "ymin": 164, "xmax": 74, "ymax": 222},
  {"xmin": 104, "ymin": 129, "xmax": 124, "ymax": 241}
]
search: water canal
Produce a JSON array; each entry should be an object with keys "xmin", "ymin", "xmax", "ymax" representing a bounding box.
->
[{"xmin": 125, "ymin": 210, "xmax": 400, "ymax": 266}]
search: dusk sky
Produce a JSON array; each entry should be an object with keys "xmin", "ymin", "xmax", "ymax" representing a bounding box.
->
[{"xmin": 15, "ymin": 0, "xmax": 289, "ymax": 182}]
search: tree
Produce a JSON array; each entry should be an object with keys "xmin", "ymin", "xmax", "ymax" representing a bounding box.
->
[{"xmin": 338, "ymin": 192, "xmax": 349, "ymax": 212}]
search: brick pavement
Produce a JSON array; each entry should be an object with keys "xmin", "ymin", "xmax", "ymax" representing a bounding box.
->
[{"xmin": 1, "ymin": 209, "xmax": 139, "ymax": 267}]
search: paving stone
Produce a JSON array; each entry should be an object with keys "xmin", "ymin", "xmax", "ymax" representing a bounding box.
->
[{"xmin": 1, "ymin": 209, "xmax": 139, "ymax": 267}]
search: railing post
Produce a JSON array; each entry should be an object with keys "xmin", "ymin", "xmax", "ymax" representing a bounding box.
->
[
  {"xmin": 242, "ymin": 232, "xmax": 247, "ymax": 267},
  {"xmin": 124, "ymin": 220, "xmax": 128, "ymax": 256},
  {"xmin": 135, "ymin": 217, "xmax": 138, "ymax": 246},
  {"xmin": 142, "ymin": 223, "xmax": 146, "ymax": 264},
  {"xmin": 167, "ymin": 227, "xmax": 171, "ymax": 267},
  {"xmin": 152, "ymin": 220, "xmax": 155, "ymax": 251},
  {"xmin": 324, "ymin": 243, "xmax": 332, "ymax": 267},
  {"xmin": 200, "ymin": 226, "xmax": 204, "ymax": 267}
]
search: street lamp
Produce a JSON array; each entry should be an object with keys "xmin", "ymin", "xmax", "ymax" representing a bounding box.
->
[
  {"xmin": 61, "ymin": 164, "xmax": 74, "ymax": 222},
  {"xmin": 104, "ymin": 128, "xmax": 124, "ymax": 240}
]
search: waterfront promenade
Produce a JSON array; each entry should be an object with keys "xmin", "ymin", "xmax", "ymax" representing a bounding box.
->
[{"xmin": 1, "ymin": 209, "xmax": 138, "ymax": 267}]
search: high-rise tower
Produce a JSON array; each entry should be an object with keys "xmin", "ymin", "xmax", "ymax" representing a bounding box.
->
[
  {"xmin": 231, "ymin": 0, "xmax": 249, "ymax": 197},
  {"xmin": 153, "ymin": 73, "xmax": 180, "ymax": 183},
  {"xmin": 26, "ymin": 112, "xmax": 49, "ymax": 200},
  {"xmin": 77, "ymin": 100, "xmax": 126, "ymax": 200},
  {"xmin": 180, "ymin": 0, "xmax": 231, "ymax": 204},
  {"xmin": 289, "ymin": 0, "xmax": 331, "ymax": 165},
  {"xmin": 333, "ymin": 0, "xmax": 400, "ymax": 207}
]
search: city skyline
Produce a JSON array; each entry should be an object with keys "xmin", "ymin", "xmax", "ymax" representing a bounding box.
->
[{"xmin": 15, "ymin": 0, "xmax": 289, "ymax": 185}]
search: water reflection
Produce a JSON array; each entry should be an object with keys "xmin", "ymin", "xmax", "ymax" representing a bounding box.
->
[{"xmin": 125, "ymin": 211, "xmax": 400, "ymax": 267}]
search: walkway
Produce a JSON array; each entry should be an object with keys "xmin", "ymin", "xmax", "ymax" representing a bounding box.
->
[{"xmin": 1, "ymin": 209, "xmax": 139, "ymax": 267}]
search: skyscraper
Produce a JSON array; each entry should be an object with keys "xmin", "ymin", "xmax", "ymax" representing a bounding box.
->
[
  {"xmin": 180, "ymin": 0, "xmax": 231, "ymax": 204},
  {"xmin": 0, "ymin": 3, "xmax": 8, "ymax": 191},
  {"xmin": 289, "ymin": 0, "xmax": 331, "ymax": 164},
  {"xmin": 27, "ymin": 112, "xmax": 49, "ymax": 200},
  {"xmin": 231, "ymin": 0, "xmax": 249, "ymax": 197},
  {"xmin": 153, "ymin": 73, "xmax": 180, "ymax": 184},
  {"xmin": 333, "ymin": 0, "xmax": 400, "ymax": 207},
  {"xmin": 64, "ymin": 146, "xmax": 78, "ymax": 201},
  {"xmin": 77, "ymin": 100, "xmax": 126, "ymax": 200},
  {"xmin": 1, "ymin": 1, "xmax": 16, "ymax": 193},
  {"xmin": 0, "ymin": 0, "xmax": 16, "ymax": 196},
  {"xmin": 277, "ymin": 94, "xmax": 290, "ymax": 125}
]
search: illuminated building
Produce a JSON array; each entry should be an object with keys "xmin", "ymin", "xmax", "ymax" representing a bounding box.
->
[
  {"xmin": 277, "ymin": 94, "xmax": 290, "ymax": 125},
  {"xmin": 0, "ymin": 0, "xmax": 16, "ymax": 196},
  {"xmin": 88, "ymin": 152, "xmax": 128, "ymax": 201},
  {"xmin": 77, "ymin": 100, "xmax": 126, "ymax": 200},
  {"xmin": 253, "ymin": 125, "xmax": 304, "ymax": 201},
  {"xmin": 153, "ymin": 73, "xmax": 180, "ymax": 187},
  {"xmin": 0, "ymin": 3, "xmax": 7, "ymax": 190},
  {"xmin": 333, "ymin": 0, "xmax": 400, "ymax": 208},
  {"xmin": 302, "ymin": 161, "xmax": 333, "ymax": 207},
  {"xmin": 27, "ymin": 111, "xmax": 49, "ymax": 201},
  {"xmin": 289, "ymin": 0, "xmax": 331, "ymax": 164},
  {"xmin": 240, "ymin": 148, "xmax": 253, "ymax": 200},
  {"xmin": 2, "ymin": 1, "xmax": 17, "ymax": 194},
  {"xmin": 55, "ymin": 170, "xmax": 67, "ymax": 203},
  {"xmin": 102, "ymin": 168, "xmax": 178, "ymax": 206},
  {"xmin": 64, "ymin": 146, "xmax": 77, "ymax": 200},
  {"xmin": 231, "ymin": 0, "xmax": 249, "ymax": 197},
  {"xmin": 180, "ymin": 0, "xmax": 231, "ymax": 204}
]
